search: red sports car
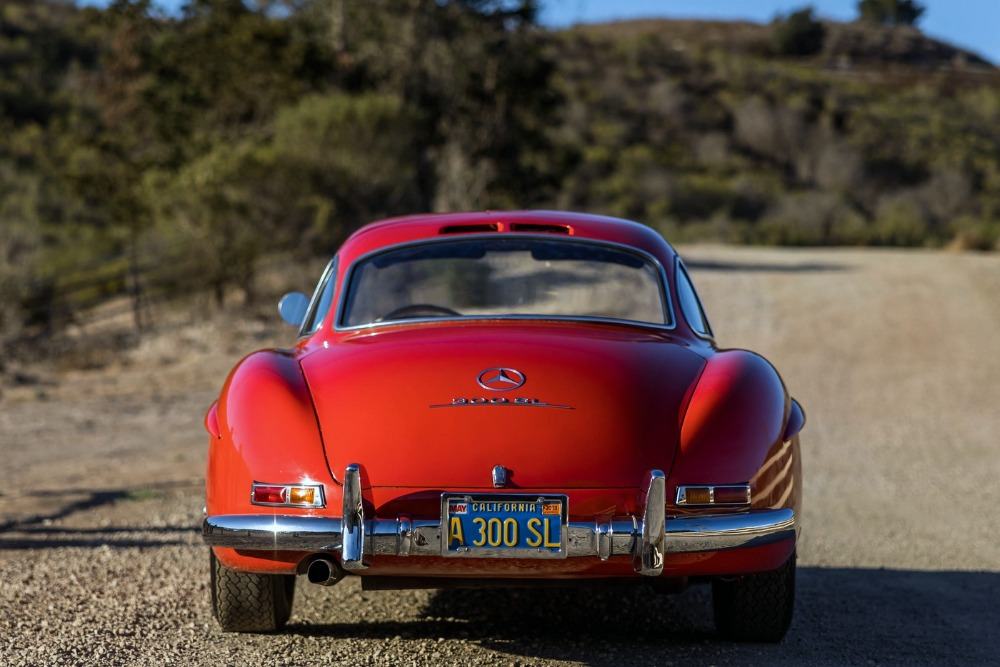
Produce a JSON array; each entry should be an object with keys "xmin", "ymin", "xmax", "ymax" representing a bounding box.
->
[{"xmin": 202, "ymin": 211, "xmax": 804, "ymax": 641}]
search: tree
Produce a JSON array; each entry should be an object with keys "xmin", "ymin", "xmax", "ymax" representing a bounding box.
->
[
  {"xmin": 771, "ymin": 8, "xmax": 826, "ymax": 56},
  {"xmin": 319, "ymin": 0, "xmax": 557, "ymax": 211},
  {"xmin": 857, "ymin": 0, "xmax": 925, "ymax": 27}
]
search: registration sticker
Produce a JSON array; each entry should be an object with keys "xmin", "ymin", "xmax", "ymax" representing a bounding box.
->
[{"xmin": 441, "ymin": 494, "xmax": 568, "ymax": 559}]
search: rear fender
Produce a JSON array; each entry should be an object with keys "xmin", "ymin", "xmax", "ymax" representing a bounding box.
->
[
  {"xmin": 672, "ymin": 350, "xmax": 799, "ymax": 512},
  {"xmin": 206, "ymin": 350, "xmax": 336, "ymax": 517}
]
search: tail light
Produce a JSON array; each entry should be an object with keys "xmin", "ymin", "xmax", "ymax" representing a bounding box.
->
[
  {"xmin": 251, "ymin": 483, "xmax": 326, "ymax": 508},
  {"xmin": 675, "ymin": 484, "xmax": 751, "ymax": 507}
]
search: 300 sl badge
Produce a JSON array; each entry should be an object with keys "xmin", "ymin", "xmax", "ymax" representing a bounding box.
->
[{"xmin": 430, "ymin": 397, "xmax": 573, "ymax": 409}]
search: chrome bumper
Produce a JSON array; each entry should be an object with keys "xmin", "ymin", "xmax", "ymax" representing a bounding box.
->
[{"xmin": 203, "ymin": 466, "xmax": 795, "ymax": 577}]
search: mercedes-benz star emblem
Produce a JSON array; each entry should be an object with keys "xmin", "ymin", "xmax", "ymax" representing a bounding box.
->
[{"xmin": 477, "ymin": 367, "xmax": 526, "ymax": 391}]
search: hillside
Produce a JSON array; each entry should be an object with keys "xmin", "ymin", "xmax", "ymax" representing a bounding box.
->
[
  {"xmin": 548, "ymin": 18, "xmax": 1000, "ymax": 249},
  {"xmin": 572, "ymin": 19, "xmax": 995, "ymax": 71},
  {"xmin": 1, "ymin": 2, "xmax": 999, "ymax": 358}
]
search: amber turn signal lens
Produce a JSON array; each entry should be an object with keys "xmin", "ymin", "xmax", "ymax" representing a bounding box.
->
[
  {"xmin": 680, "ymin": 487, "xmax": 713, "ymax": 505},
  {"xmin": 288, "ymin": 487, "xmax": 316, "ymax": 505}
]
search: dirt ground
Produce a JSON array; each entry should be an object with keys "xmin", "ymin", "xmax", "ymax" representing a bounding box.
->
[{"xmin": 1, "ymin": 245, "xmax": 998, "ymax": 666}]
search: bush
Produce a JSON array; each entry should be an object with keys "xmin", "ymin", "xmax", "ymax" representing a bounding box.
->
[
  {"xmin": 0, "ymin": 223, "xmax": 40, "ymax": 346},
  {"xmin": 948, "ymin": 215, "xmax": 1000, "ymax": 251},
  {"xmin": 758, "ymin": 191, "xmax": 825, "ymax": 244},
  {"xmin": 872, "ymin": 195, "xmax": 930, "ymax": 246},
  {"xmin": 771, "ymin": 8, "xmax": 826, "ymax": 57}
]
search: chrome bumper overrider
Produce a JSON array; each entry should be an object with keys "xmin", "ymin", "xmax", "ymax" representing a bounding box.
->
[{"xmin": 203, "ymin": 466, "xmax": 795, "ymax": 577}]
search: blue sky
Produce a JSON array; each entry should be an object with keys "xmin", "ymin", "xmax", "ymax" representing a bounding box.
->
[{"xmin": 76, "ymin": 1, "xmax": 999, "ymax": 64}]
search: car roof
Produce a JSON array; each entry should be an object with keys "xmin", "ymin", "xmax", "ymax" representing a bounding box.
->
[{"xmin": 337, "ymin": 211, "xmax": 678, "ymax": 266}]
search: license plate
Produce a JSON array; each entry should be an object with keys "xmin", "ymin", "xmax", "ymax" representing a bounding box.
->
[{"xmin": 441, "ymin": 494, "xmax": 568, "ymax": 559}]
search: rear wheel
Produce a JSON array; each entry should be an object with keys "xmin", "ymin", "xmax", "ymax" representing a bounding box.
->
[
  {"xmin": 210, "ymin": 549, "xmax": 295, "ymax": 633},
  {"xmin": 712, "ymin": 551, "xmax": 795, "ymax": 642}
]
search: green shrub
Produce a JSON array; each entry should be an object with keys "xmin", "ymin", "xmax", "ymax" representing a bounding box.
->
[
  {"xmin": 871, "ymin": 196, "xmax": 930, "ymax": 246},
  {"xmin": 949, "ymin": 215, "xmax": 1000, "ymax": 251},
  {"xmin": 771, "ymin": 8, "xmax": 826, "ymax": 57}
]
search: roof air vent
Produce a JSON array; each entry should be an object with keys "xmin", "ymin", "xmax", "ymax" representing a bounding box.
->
[
  {"xmin": 439, "ymin": 223, "xmax": 500, "ymax": 234},
  {"xmin": 509, "ymin": 223, "xmax": 571, "ymax": 234}
]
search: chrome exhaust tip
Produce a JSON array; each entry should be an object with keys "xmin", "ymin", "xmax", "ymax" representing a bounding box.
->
[{"xmin": 307, "ymin": 557, "xmax": 344, "ymax": 587}]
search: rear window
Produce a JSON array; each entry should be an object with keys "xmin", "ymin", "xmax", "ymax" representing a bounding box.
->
[{"xmin": 339, "ymin": 237, "xmax": 671, "ymax": 328}]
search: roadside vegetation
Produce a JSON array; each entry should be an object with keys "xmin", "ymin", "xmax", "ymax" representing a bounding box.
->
[{"xmin": 1, "ymin": 0, "xmax": 998, "ymax": 356}]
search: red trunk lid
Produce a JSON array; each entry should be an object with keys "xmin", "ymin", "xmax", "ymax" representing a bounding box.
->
[{"xmin": 299, "ymin": 323, "xmax": 705, "ymax": 489}]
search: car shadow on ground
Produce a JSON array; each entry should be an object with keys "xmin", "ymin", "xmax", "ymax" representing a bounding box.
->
[
  {"xmin": 684, "ymin": 259, "xmax": 848, "ymax": 273},
  {"xmin": 287, "ymin": 567, "xmax": 1000, "ymax": 666},
  {"xmin": 0, "ymin": 480, "xmax": 201, "ymax": 549}
]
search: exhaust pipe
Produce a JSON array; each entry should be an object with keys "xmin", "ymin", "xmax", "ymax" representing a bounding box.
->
[{"xmin": 307, "ymin": 557, "xmax": 344, "ymax": 587}]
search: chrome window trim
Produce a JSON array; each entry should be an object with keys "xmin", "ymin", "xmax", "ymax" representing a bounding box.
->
[
  {"xmin": 298, "ymin": 256, "xmax": 338, "ymax": 338},
  {"xmin": 332, "ymin": 235, "xmax": 676, "ymax": 333},
  {"xmin": 674, "ymin": 258, "xmax": 714, "ymax": 340}
]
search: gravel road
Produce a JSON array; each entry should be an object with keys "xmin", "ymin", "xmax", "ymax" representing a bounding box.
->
[{"xmin": 2, "ymin": 246, "xmax": 999, "ymax": 666}]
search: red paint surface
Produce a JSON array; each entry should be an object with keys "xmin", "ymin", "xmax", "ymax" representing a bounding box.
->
[{"xmin": 302, "ymin": 322, "xmax": 705, "ymax": 489}]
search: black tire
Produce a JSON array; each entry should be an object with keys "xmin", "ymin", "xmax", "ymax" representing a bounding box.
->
[
  {"xmin": 210, "ymin": 549, "xmax": 295, "ymax": 633},
  {"xmin": 712, "ymin": 551, "xmax": 795, "ymax": 642}
]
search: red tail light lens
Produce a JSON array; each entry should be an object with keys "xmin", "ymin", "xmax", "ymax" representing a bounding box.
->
[
  {"xmin": 251, "ymin": 483, "xmax": 325, "ymax": 508},
  {"xmin": 252, "ymin": 485, "xmax": 287, "ymax": 505},
  {"xmin": 713, "ymin": 485, "xmax": 752, "ymax": 505}
]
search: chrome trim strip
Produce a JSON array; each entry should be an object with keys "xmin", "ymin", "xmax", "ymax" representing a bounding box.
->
[
  {"xmin": 341, "ymin": 464, "xmax": 367, "ymax": 571},
  {"xmin": 429, "ymin": 399, "xmax": 574, "ymax": 410},
  {"xmin": 635, "ymin": 470, "xmax": 666, "ymax": 576},
  {"xmin": 596, "ymin": 517, "xmax": 613, "ymax": 561},
  {"xmin": 663, "ymin": 509, "xmax": 796, "ymax": 553},
  {"xmin": 203, "ymin": 509, "xmax": 795, "ymax": 568},
  {"xmin": 397, "ymin": 516, "xmax": 412, "ymax": 557},
  {"xmin": 298, "ymin": 257, "xmax": 338, "ymax": 338},
  {"xmin": 202, "ymin": 514, "xmax": 345, "ymax": 550},
  {"xmin": 333, "ymin": 235, "xmax": 677, "ymax": 333},
  {"xmin": 674, "ymin": 257, "xmax": 715, "ymax": 340}
]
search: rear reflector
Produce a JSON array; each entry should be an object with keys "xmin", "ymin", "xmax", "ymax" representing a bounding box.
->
[
  {"xmin": 251, "ymin": 483, "xmax": 325, "ymax": 508},
  {"xmin": 676, "ymin": 484, "xmax": 751, "ymax": 507}
]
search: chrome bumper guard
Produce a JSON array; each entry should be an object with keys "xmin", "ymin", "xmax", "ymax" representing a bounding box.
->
[{"xmin": 203, "ymin": 466, "xmax": 795, "ymax": 577}]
